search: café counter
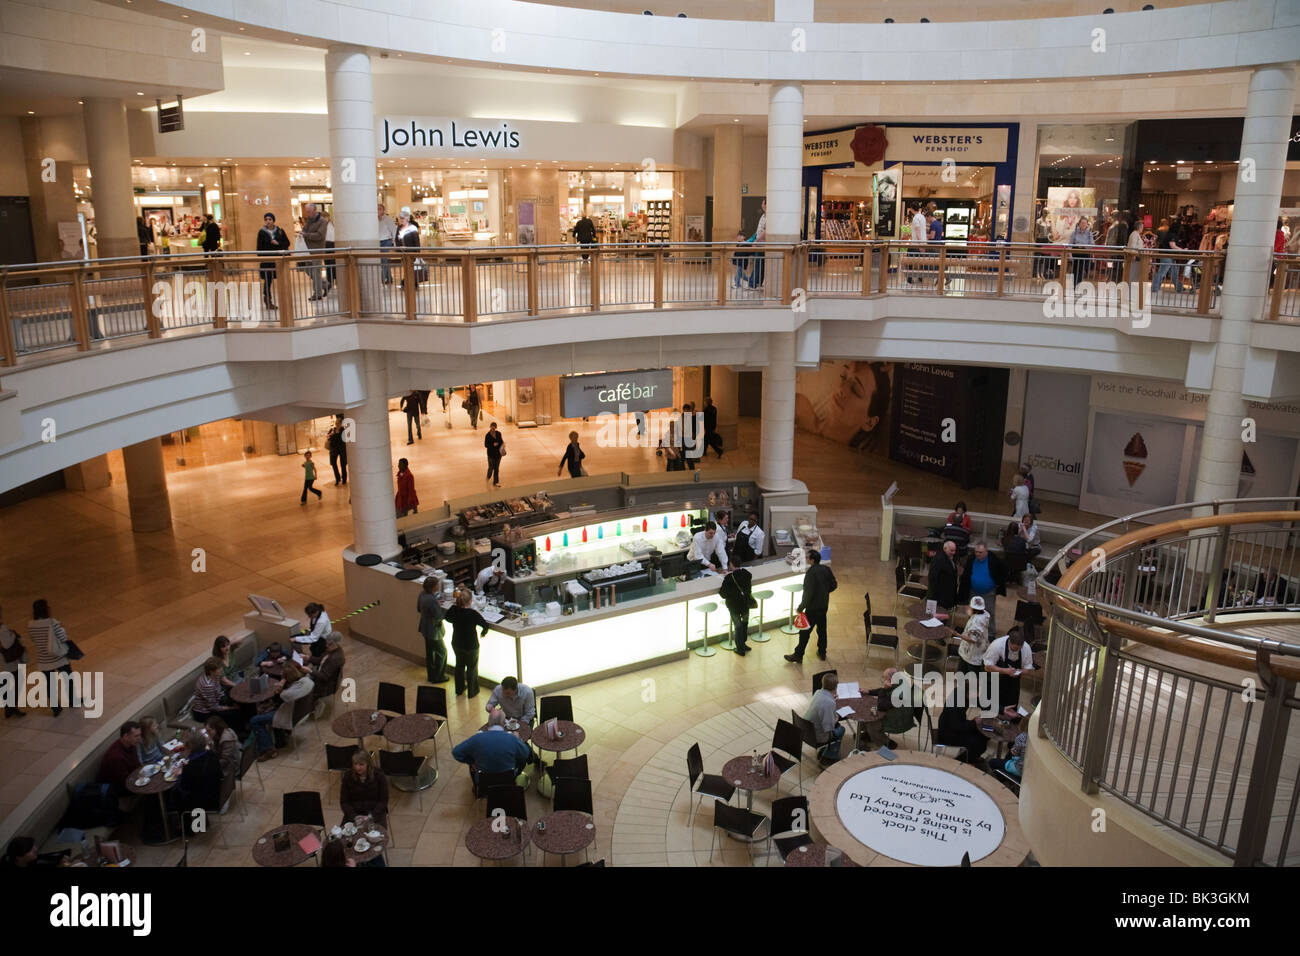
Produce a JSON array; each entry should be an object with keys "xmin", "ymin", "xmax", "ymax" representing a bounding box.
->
[{"xmin": 342, "ymin": 553, "xmax": 805, "ymax": 694}]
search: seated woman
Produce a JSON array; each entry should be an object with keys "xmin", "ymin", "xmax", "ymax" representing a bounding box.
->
[
  {"xmin": 935, "ymin": 691, "xmax": 989, "ymax": 764},
  {"xmin": 1001, "ymin": 520, "xmax": 1028, "ymax": 555},
  {"xmin": 212, "ymin": 635, "xmax": 241, "ymax": 692},
  {"xmin": 339, "ymin": 749, "xmax": 389, "ymax": 826},
  {"xmin": 205, "ymin": 715, "xmax": 241, "ymax": 782},
  {"xmin": 137, "ymin": 716, "xmax": 165, "ymax": 765},
  {"xmin": 1019, "ymin": 513, "xmax": 1041, "ymax": 556},
  {"xmin": 946, "ymin": 501, "xmax": 973, "ymax": 532},
  {"xmin": 173, "ymin": 730, "xmax": 223, "ymax": 820},
  {"xmin": 987, "ymin": 713, "xmax": 1029, "ymax": 784},
  {"xmin": 192, "ymin": 658, "xmax": 245, "ymax": 731},
  {"xmin": 865, "ymin": 666, "xmax": 925, "ymax": 749},
  {"xmin": 249, "ymin": 661, "xmax": 314, "ymax": 763}
]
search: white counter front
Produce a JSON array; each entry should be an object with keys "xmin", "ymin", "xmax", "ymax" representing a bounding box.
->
[{"xmin": 344, "ymin": 554, "xmax": 804, "ymax": 693}]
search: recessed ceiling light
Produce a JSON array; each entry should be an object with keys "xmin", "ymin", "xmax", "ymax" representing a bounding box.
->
[
  {"xmin": 243, "ymin": 51, "xmax": 251, "ymax": 56},
  {"xmin": 26, "ymin": 110, "xmax": 33, "ymax": 115},
  {"xmin": 136, "ymin": 91, "xmax": 144, "ymax": 96},
  {"xmin": 77, "ymin": 100, "xmax": 83, "ymax": 105}
]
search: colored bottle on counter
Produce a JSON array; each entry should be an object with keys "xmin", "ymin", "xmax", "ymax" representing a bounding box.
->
[
  {"xmin": 545, "ymin": 536, "xmax": 551, "ymax": 552},
  {"xmin": 616, "ymin": 523, "xmax": 622, "ymax": 536},
  {"xmin": 563, "ymin": 532, "xmax": 569, "ymax": 547},
  {"xmin": 598, "ymin": 526, "xmax": 603, "ymax": 540},
  {"xmin": 643, "ymin": 518, "xmax": 648, "ymax": 532},
  {"xmin": 582, "ymin": 527, "xmax": 588, "ymax": 543},
  {"xmin": 681, "ymin": 513, "xmax": 687, "ymax": 527},
  {"xmin": 663, "ymin": 516, "xmax": 668, "ymax": 529}
]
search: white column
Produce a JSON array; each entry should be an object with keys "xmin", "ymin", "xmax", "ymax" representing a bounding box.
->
[
  {"xmin": 82, "ymin": 98, "xmax": 138, "ymax": 259},
  {"xmin": 1192, "ymin": 64, "xmax": 1296, "ymax": 505},
  {"xmin": 351, "ymin": 350, "xmax": 399, "ymax": 558},
  {"xmin": 760, "ymin": 331, "xmax": 797, "ymax": 491},
  {"xmin": 325, "ymin": 45, "xmax": 379, "ymax": 251},
  {"xmin": 765, "ymin": 82, "xmax": 804, "ymax": 242}
]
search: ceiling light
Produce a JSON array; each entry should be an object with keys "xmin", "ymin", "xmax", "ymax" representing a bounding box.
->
[
  {"xmin": 136, "ymin": 91, "xmax": 144, "ymax": 96},
  {"xmin": 26, "ymin": 110, "xmax": 33, "ymax": 115}
]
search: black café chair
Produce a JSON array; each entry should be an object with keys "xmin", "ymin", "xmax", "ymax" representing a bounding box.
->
[
  {"xmin": 377, "ymin": 682, "xmax": 406, "ymax": 716},
  {"xmin": 379, "ymin": 749, "xmax": 430, "ymax": 814},
  {"xmin": 789, "ymin": 710, "xmax": 821, "ymax": 759},
  {"xmin": 286, "ymin": 693, "xmax": 321, "ymax": 750},
  {"xmin": 811, "ymin": 669, "xmax": 837, "ymax": 698},
  {"xmin": 474, "ymin": 769, "xmax": 517, "ymax": 801},
  {"xmin": 283, "ymin": 791, "xmax": 326, "ymax": 829},
  {"xmin": 236, "ymin": 738, "xmax": 264, "ymax": 804},
  {"xmin": 325, "ymin": 743, "xmax": 357, "ymax": 771},
  {"xmin": 710, "ymin": 802, "xmax": 769, "ymax": 861},
  {"xmin": 770, "ymin": 719, "xmax": 804, "ymax": 793},
  {"xmin": 686, "ymin": 742, "xmax": 736, "ymax": 821},
  {"xmin": 553, "ymin": 776, "xmax": 594, "ymax": 816},
  {"xmin": 538, "ymin": 695, "xmax": 573, "ymax": 723},
  {"xmin": 545, "ymin": 753, "xmax": 589, "ymax": 789},
  {"xmin": 486, "ymin": 784, "xmax": 528, "ymax": 821},
  {"xmin": 865, "ymin": 592, "xmax": 901, "ymax": 663},
  {"xmin": 767, "ymin": 795, "xmax": 814, "ymax": 865},
  {"xmin": 414, "ymin": 684, "xmax": 448, "ymax": 763},
  {"xmin": 897, "ymin": 560, "xmax": 928, "ymax": 600}
]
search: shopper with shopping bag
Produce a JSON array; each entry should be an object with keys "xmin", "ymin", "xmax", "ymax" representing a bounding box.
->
[{"xmin": 784, "ymin": 550, "xmax": 837, "ymax": 664}]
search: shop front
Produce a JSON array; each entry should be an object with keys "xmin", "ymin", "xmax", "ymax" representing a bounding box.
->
[{"xmin": 802, "ymin": 123, "xmax": 1019, "ymax": 243}]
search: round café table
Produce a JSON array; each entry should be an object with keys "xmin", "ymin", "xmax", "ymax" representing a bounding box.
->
[
  {"xmin": 230, "ymin": 678, "xmax": 278, "ymax": 705},
  {"xmin": 976, "ymin": 716, "xmax": 1022, "ymax": 759},
  {"xmin": 329, "ymin": 819, "xmax": 390, "ymax": 865},
  {"xmin": 903, "ymin": 619, "xmax": 953, "ymax": 665},
  {"xmin": 531, "ymin": 810, "xmax": 596, "ymax": 866},
  {"xmin": 784, "ymin": 842, "xmax": 861, "ymax": 867},
  {"xmin": 835, "ymin": 693, "xmax": 882, "ymax": 750},
  {"xmin": 382, "ymin": 713, "xmax": 441, "ymax": 790},
  {"xmin": 127, "ymin": 763, "xmax": 186, "ymax": 845},
  {"xmin": 721, "ymin": 755, "xmax": 779, "ymax": 842},
  {"xmin": 808, "ymin": 751, "xmax": 1027, "ymax": 867},
  {"xmin": 332, "ymin": 708, "xmax": 387, "ymax": 748},
  {"xmin": 465, "ymin": 816, "xmax": 532, "ymax": 865},
  {"xmin": 905, "ymin": 603, "xmax": 949, "ymax": 621},
  {"xmin": 532, "ymin": 720, "xmax": 585, "ymax": 797}
]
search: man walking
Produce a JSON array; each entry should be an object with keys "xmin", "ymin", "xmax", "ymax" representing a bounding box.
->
[
  {"xmin": 785, "ymin": 550, "xmax": 837, "ymax": 663},
  {"xmin": 927, "ymin": 539, "xmax": 961, "ymax": 610},
  {"xmin": 702, "ymin": 396, "xmax": 724, "ymax": 459},
  {"xmin": 326, "ymin": 413, "xmax": 348, "ymax": 485},
  {"xmin": 378, "ymin": 203, "xmax": 397, "ymax": 283},
  {"xmin": 400, "ymin": 391, "xmax": 422, "ymax": 445}
]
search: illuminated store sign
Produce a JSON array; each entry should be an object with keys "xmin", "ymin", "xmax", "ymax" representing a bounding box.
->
[
  {"xmin": 378, "ymin": 117, "xmax": 522, "ymax": 156},
  {"xmin": 561, "ymin": 368, "xmax": 674, "ymax": 418}
]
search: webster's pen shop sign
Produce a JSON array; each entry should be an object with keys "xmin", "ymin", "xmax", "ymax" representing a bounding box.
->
[{"xmin": 379, "ymin": 117, "xmax": 522, "ymax": 156}]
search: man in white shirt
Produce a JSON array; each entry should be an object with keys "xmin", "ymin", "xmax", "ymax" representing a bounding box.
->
[
  {"xmin": 983, "ymin": 627, "xmax": 1034, "ymax": 713},
  {"xmin": 733, "ymin": 512, "xmax": 766, "ymax": 564},
  {"xmin": 691, "ymin": 521, "xmax": 729, "ymax": 574},
  {"xmin": 908, "ymin": 205, "xmax": 930, "ymax": 286},
  {"xmin": 474, "ymin": 565, "xmax": 506, "ymax": 595},
  {"xmin": 378, "ymin": 204, "xmax": 398, "ymax": 284},
  {"xmin": 803, "ymin": 672, "xmax": 844, "ymax": 761}
]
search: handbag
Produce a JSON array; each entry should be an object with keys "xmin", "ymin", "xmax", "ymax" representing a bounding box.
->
[
  {"xmin": 1, "ymin": 634, "xmax": 24, "ymax": 663},
  {"xmin": 499, "ymin": 447, "xmax": 507, "ymax": 457},
  {"xmin": 64, "ymin": 639, "xmax": 85, "ymax": 661}
]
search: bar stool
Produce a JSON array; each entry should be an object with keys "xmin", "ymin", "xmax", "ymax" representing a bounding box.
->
[
  {"xmin": 781, "ymin": 584, "xmax": 804, "ymax": 635},
  {"xmin": 721, "ymin": 614, "xmax": 737, "ymax": 651},
  {"xmin": 693, "ymin": 602, "xmax": 718, "ymax": 657},
  {"xmin": 750, "ymin": 589, "xmax": 774, "ymax": 643}
]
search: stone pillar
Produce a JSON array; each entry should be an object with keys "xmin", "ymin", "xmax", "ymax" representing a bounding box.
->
[
  {"xmin": 81, "ymin": 98, "xmax": 138, "ymax": 260},
  {"xmin": 712, "ymin": 124, "xmax": 743, "ymax": 240},
  {"xmin": 1011, "ymin": 120, "xmax": 1038, "ymax": 244},
  {"xmin": 1191, "ymin": 64, "xmax": 1296, "ymax": 505},
  {"xmin": 122, "ymin": 438, "xmax": 172, "ymax": 533},
  {"xmin": 764, "ymin": 82, "xmax": 804, "ymax": 243},
  {"xmin": 20, "ymin": 119, "xmax": 79, "ymax": 262},
  {"xmin": 62, "ymin": 456, "xmax": 112, "ymax": 491},
  {"xmin": 325, "ymin": 46, "xmax": 379, "ymax": 247},
  {"xmin": 760, "ymin": 331, "xmax": 797, "ymax": 491},
  {"xmin": 351, "ymin": 351, "xmax": 399, "ymax": 558}
]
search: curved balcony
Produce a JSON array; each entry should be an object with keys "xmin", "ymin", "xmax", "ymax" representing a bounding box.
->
[
  {"xmin": 1031, "ymin": 498, "xmax": 1300, "ymax": 866},
  {"xmin": 5, "ymin": 241, "xmax": 1283, "ymax": 367}
]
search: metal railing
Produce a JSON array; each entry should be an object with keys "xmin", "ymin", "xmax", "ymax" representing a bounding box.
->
[
  {"xmin": 6, "ymin": 240, "xmax": 1295, "ymax": 368},
  {"xmin": 1037, "ymin": 498, "xmax": 1300, "ymax": 866}
]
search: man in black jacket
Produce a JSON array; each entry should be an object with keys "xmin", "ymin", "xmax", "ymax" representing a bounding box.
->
[
  {"xmin": 719, "ymin": 567, "xmax": 754, "ymax": 656},
  {"xmin": 785, "ymin": 550, "xmax": 838, "ymax": 663},
  {"xmin": 958, "ymin": 541, "xmax": 1008, "ymax": 636},
  {"xmin": 927, "ymin": 539, "xmax": 961, "ymax": 610},
  {"xmin": 401, "ymin": 391, "xmax": 422, "ymax": 444},
  {"xmin": 702, "ymin": 397, "xmax": 724, "ymax": 458},
  {"xmin": 200, "ymin": 214, "xmax": 222, "ymax": 253}
]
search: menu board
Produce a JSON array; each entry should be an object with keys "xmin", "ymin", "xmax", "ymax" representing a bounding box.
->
[{"xmin": 835, "ymin": 764, "xmax": 1005, "ymax": 866}]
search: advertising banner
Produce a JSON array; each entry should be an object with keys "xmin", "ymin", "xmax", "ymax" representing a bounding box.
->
[
  {"xmin": 1045, "ymin": 186, "xmax": 1098, "ymax": 243},
  {"xmin": 1021, "ymin": 371, "xmax": 1090, "ymax": 499},
  {"xmin": 873, "ymin": 165, "xmax": 902, "ymax": 239},
  {"xmin": 1083, "ymin": 411, "xmax": 1188, "ymax": 512},
  {"xmin": 560, "ymin": 368, "xmax": 675, "ymax": 418},
  {"xmin": 891, "ymin": 364, "xmax": 963, "ymax": 480},
  {"xmin": 794, "ymin": 361, "xmax": 895, "ymax": 455}
]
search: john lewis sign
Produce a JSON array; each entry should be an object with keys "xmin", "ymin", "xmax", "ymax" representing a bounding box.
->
[{"xmin": 379, "ymin": 117, "xmax": 523, "ymax": 156}]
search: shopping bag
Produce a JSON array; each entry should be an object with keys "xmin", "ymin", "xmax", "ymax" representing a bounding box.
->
[{"xmin": 793, "ymin": 611, "xmax": 810, "ymax": 630}]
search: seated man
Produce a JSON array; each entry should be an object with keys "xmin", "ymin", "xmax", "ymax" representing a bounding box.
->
[
  {"xmin": 803, "ymin": 673, "xmax": 844, "ymax": 763},
  {"xmin": 451, "ymin": 709, "xmax": 531, "ymax": 792},
  {"xmin": 255, "ymin": 642, "xmax": 288, "ymax": 669},
  {"xmin": 485, "ymin": 676, "xmax": 536, "ymax": 725},
  {"xmin": 172, "ymin": 730, "xmax": 223, "ymax": 822},
  {"xmin": 308, "ymin": 632, "xmax": 346, "ymax": 702},
  {"xmin": 935, "ymin": 691, "xmax": 989, "ymax": 765},
  {"xmin": 96, "ymin": 721, "xmax": 142, "ymax": 796}
]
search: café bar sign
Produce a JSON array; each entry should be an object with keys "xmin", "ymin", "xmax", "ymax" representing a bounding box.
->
[
  {"xmin": 379, "ymin": 117, "xmax": 522, "ymax": 156},
  {"xmin": 561, "ymin": 368, "xmax": 675, "ymax": 418}
]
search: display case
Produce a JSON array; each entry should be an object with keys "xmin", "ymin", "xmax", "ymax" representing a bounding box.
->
[{"xmin": 645, "ymin": 199, "xmax": 671, "ymax": 244}]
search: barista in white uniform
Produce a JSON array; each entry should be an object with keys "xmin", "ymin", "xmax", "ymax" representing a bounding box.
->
[
  {"xmin": 691, "ymin": 521, "xmax": 730, "ymax": 574},
  {"xmin": 474, "ymin": 565, "xmax": 506, "ymax": 595},
  {"xmin": 733, "ymin": 511, "xmax": 766, "ymax": 564}
]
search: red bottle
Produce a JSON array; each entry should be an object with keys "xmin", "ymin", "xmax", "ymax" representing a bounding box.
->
[
  {"xmin": 681, "ymin": 514, "xmax": 687, "ymax": 527},
  {"xmin": 642, "ymin": 518, "xmax": 648, "ymax": 533},
  {"xmin": 545, "ymin": 536, "xmax": 551, "ymax": 552},
  {"xmin": 582, "ymin": 527, "xmax": 588, "ymax": 543}
]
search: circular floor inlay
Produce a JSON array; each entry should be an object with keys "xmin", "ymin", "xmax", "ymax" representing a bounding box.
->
[{"xmin": 834, "ymin": 763, "xmax": 1005, "ymax": 866}]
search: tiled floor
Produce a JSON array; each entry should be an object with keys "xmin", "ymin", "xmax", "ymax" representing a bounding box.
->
[{"xmin": 0, "ymin": 407, "xmax": 1110, "ymax": 863}]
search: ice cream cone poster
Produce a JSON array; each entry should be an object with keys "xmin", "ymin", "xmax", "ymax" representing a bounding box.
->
[{"xmin": 1083, "ymin": 412, "xmax": 1185, "ymax": 512}]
